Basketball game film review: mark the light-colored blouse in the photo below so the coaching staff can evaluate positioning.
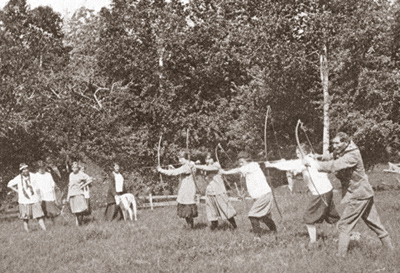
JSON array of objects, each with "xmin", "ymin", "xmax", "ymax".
[
  {"xmin": 268, "ymin": 156, "xmax": 333, "ymax": 195},
  {"xmin": 160, "ymin": 162, "xmax": 197, "ymax": 204},
  {"xmin": 8, "ymin": 173, "xmax": 40, "ymax": 204},
  {"xmin": 224, "ymin": 162, "xmax": 271, "ymax": 199},
  {"xmin": 114, "ymin": 172, "xmax": 124, "ymax": 193},
  {"xmin": 68, "ymin": 171, "xmax": 92, "ymax": 198},
  {"xmin": 35, "ymin": 172, "xmax": 57, "ymax": 201},
  {"xmin": 196, "ymin": 162, "xmax": 226, "ymax": 196}
]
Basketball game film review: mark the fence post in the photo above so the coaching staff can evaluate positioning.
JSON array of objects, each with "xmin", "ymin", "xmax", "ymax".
[{"xmin": 149, "ymin": 194, "xmax": 153, "ymax": 210}]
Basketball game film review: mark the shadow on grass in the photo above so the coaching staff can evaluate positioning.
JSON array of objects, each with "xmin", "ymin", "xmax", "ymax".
[
  {"xmin": 82, "ymin": 216, "xmax": 98, "ymax": 225},
  {"xmin": 215, "ymin": 222, "xmax": 236, "ymax": 231},
  {"xmin": 293, "ymin": 231, "xmax": 310, "ymax": 238},
  {"xmin": 293, "ymin": 231, "xmax": 329, "ymax": 241},
  {"xmin": 348, "ymin": 240, "xmax": 361, "ymax": 252},
  {"xmin": 53, "ymin": 213, "xmax": 101, "ymax": 227},
  {"xmin": 193, "ymin": 222, "xmax": 208, "ymax": 230}
]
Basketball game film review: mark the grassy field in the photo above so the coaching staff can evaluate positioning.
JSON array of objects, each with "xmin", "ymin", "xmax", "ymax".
[{"xmin": 1, "ymin": 166, "xmax": 400, "ymax": 273}]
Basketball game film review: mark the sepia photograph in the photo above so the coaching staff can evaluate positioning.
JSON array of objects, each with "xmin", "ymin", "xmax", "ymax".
[{"xmin": 0, "ymin": 0, "xmax": 399, "ymax": 272}]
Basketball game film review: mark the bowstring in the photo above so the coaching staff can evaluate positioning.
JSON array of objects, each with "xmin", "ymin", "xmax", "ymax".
[
  {"xmin": 300, "ymin": 123, "xmax": 316, "ymax": 154},
  {"xmin": 296, "ymin": 120, "xmax": 328, "ymax": 206},
  {"xmin": 270, "ymin": 116, "xmax": 283, "ymax": 159},
  {"xmin": 218, "ymin": 144, "xmax": 242, "ymax": 197}
]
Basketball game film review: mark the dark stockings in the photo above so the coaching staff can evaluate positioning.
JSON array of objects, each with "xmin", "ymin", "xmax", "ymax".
[
  {"xmin": 76, "ymin": 214, "xmax": 84, "ymax": 226},
  {"xmin": 185, "ymin": 217, "xmax": 194, "ymax": 228},
  {"xmin": 210, "ymin": 221, "xmax": 218, "ymax": 230},
  {"xmin": 228, "ymin": 217, "xmax": 237, "ymax": 229},
  {"xmin": 249, "ymin": 215, "xmax": 277, "ymax": 237},
  {"xmin": 249, "ymin": 217, "xmax": 262, "ymax": 237},
  {"xmin": 210, "ymin": 218, "xmax": 236, "ymax": 230},
  {"xmin": 261, "ymin": 215, "xmax": 277, "ymax": 231}
]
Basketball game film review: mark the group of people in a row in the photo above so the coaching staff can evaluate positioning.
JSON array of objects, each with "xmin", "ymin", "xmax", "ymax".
[
  {"xmin": 6, "ymin": 131, "xmax": 395, "ymax": 257},
  {"xmin": 157, "ymin": 132, "xmax": 394, "ymax": 257},
  {"xmin": 7, "ymin": 159, "xmax": 94, "ymax": 231}
]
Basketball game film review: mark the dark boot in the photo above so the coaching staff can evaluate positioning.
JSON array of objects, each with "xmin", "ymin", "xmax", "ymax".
[
  {"xmin": 185, "ymin": 217, "xmax": 194, "ymax": 229},
  {"xmin": 249, "ymin": 217, "xmax": 262, "ymax": 237},
  {"xmin": 228, "ymin": 217, "xmax": 237, "ymax": 229},
  {"xmin": 210, "ymin": 221, "xmax": 218, "ymax": 230},
  {"xmin": 76, "ymin": 214, "xmax": 83, "ymax": 226},
  {"xmin": 261, "ymin": 215, "xmax": 277, "ymax": 231}
]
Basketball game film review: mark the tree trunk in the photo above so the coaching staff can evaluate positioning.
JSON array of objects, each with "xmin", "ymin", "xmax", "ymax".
[{"xmin": 320, "ymin": 44, "xmax": 329, "ymax": 155}]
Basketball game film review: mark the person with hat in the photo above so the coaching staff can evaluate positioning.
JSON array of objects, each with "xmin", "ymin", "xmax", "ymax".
[
  {"xmin": 220, "ymin": 151, "xmax": 277, "ymax": 240},
  {"xmin": 67, "ymin": 162, "xmax": 92, "ymax": 226},
  {"xmin": 7, "ymin": 163, "xmax": 46, "ymax": 232},
  {"xmin": 35, "ymin": 160, "xmax": 60, "ymax": 224}
]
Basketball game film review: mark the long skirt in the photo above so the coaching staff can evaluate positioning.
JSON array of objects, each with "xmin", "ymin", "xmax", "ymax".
[
  {"xmin": 177, "ymin": 203, "xmax": 198, "ymax": 218},
  {"xmin": 206, "ymin": 193, "xmax": 236, "ymax": 221},
  {"xmin": 104, "ymin": 203, "xmax": 123, "ymax": 221},
  {"xmin": 19, "ymin": 202, "xmax": 44, "ymax": 220},
  {"xmin": 41, "ymin": 201, "xmax": 60, "ymax": 218},
  {"xmin": 82, "ymin": 198, "xmax": 92, "ymax": 216},
  {"xmin": 69, "ymin": 195, "xmax": 88, "ymax": 214},
  {"xmin": 248, "ymin": 193, "xmax": 273, "ymax": 218}
]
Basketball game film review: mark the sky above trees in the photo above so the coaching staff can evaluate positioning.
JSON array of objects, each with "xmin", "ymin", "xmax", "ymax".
[{"xmin": 0, "ymin": 0, "xmax": 111, "ymax": 16}]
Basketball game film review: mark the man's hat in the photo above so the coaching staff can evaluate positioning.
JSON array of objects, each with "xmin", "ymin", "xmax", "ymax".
[{"xmin": 19, "ymin": 163, "xmax": 28, "ymax": 171}]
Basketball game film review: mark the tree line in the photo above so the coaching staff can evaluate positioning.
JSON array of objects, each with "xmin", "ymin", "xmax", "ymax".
[{"xmin": 1, "ymin": 0, "xmax": 400, "ymax": 195}]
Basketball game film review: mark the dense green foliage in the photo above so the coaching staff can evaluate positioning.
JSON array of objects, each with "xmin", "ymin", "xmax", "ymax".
[{"xmin": 1, "ymin": 0, "xmax": 400, "ymax": 194}]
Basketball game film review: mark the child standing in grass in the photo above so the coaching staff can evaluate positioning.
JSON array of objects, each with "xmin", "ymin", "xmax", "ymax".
[
  {"xmin": 265, "ymin": 143, "xmax": 340, "ymax": 246},
  {"xmin": 195, "ymin": 152, "xmax": 237, "ymax": 230},
  {"xmin": 157, "ymin": 151, "xmax": 198, "ymax": 229},
  {"xmin": 220, "ymin": 152, "xmax": 276, "ymax": 239},
  {"xmin": 36, "ymin": 160, "xmax": 60, "ymax": 224},
  {"xmin": 68, "ymin": 162, "xmax": 92, "ymax": 226},
  {"xmin": 7, "ymin": 163, "xmax": 46, "ymax": 232}
]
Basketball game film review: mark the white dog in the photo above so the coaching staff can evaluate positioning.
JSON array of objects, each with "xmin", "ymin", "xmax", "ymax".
[{"xmin": 115, "ymin": 193, "xmax": 137, "ymax": 221}]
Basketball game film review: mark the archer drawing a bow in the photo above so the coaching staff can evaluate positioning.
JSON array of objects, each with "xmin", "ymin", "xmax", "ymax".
[{"xmin": 295, "ymin": 119, "xmax": 328, "ymax": 206}]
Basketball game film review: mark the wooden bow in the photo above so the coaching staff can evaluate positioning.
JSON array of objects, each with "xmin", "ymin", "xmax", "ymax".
[{"xmin": 295, "ymin": 119, "xmax": 327, "ymax": 206}]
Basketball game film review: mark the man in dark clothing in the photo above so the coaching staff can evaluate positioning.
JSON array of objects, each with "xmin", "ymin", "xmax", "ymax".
[
  {"xmin": 104, "ymin": 163, "xmax": 125, "ymax": 221},
  {"xmin": 311, "ymin": 132, "xmax": 394, "ymax": 257}
]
